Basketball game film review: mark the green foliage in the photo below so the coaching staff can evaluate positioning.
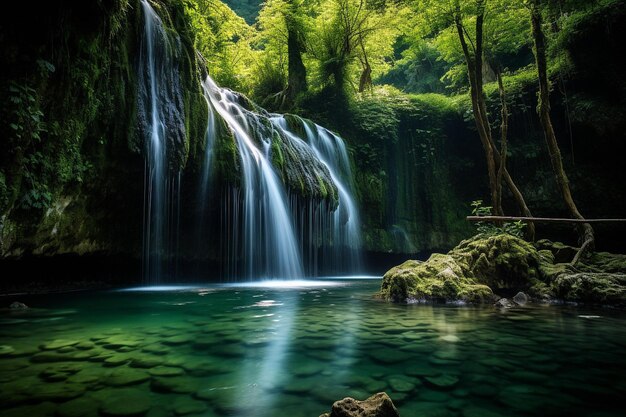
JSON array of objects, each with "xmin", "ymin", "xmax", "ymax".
[
  {"xmin": 377, "ymin": 38, "xmax": 448, "ymax": 93},
  {"xmin": 470, "ymin": 200, "xmax": 526, "ymax": 238},
  {"xmin": 183, "ymin": 0, "xmax": 256, "ymax": 93},
  {"xmin": 0, "ymin": 171, "xmax": 8, "ymax": 212},
  {"xmin": 7, "ymin": 81, "xmax": 47, "ymax": 142},
  {"xmin": 351, "ymin": 96, "xmax": 400, "ymax": 145}
]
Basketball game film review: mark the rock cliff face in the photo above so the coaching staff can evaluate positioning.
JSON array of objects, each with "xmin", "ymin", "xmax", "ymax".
[{"xmin": 0, "ymin": 0, "xmax": 340, "ymax": 276}]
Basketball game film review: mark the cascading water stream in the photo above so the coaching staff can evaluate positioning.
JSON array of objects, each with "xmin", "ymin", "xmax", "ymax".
[
  {"xmin": 202, "ymin": 77, "xmax": 304, "ymax": 279},
  {"xmin": 200, "ymin": 75, "xmax": 362, "ymax": 278},
  {"xmin": 138, "ymin": 0, "xmax": 185, "ymax": 283},
  {"xmin": 140, "ymin": 1, "xmax": 361, "ymax": 281},
  {"xmin": 272, "ymin": 117, "xmax": 362, "ymax": 273}
]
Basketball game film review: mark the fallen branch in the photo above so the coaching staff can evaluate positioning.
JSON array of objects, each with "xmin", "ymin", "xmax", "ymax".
[{"xmin": 467, "ymin": 216, "xmax": 626, "ymax": 224}]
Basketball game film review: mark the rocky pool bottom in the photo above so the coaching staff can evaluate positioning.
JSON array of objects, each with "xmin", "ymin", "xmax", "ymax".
[{"xmin": 1, "ymin": 279, "xmax": 625, "ymax": 417}]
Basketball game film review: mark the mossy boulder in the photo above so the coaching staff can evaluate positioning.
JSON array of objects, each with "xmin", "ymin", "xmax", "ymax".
[
  {"xmin": 382, "ymin": 233, "xmax": 626, "ymax": 305},
  {"xmin": 381, "ymin": 255, "xmax": 493, "ymax": 303},
  {"xmin": 452, "ymin": 234, "xmax": 544, "ymax": 290},
  {"xmin": 552, "ymin": 272, "xmax": 626, "ymax": 303},
  {"xmin": 382, "ymin": 234, "xmax": 540, "ymax": 303}
]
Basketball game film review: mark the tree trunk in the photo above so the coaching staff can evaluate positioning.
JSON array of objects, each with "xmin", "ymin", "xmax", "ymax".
[
  {"xmin": 286, "ymin": 17, "xmax": 307, "ymax": 103},
  {"xmin": 454, "ymin": 10, "xmax": 501, "ymax": 217},
  {"xmin": 454, "ymin": 2, "xmax": 535, "ymax": 239},
  {"xmin": 495, "ymin": 68, "xmax": 508, "ymax": 218},
  {"xmin": 358, "ymin": 34, "xmax": 372, "ymax": 93},
  {"xmin": 529, "ymin": 0, "xmax": 593, "ymax": 263}
]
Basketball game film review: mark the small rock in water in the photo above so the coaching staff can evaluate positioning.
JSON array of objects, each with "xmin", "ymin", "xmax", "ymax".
[
  {"xmin": 40, "ymin": 339, "xmax": 80, "ymax": 351},
  {"xmin": 103, "ymin": 354, "xmax": 131, "ymax": 367},
  {"xmin": 512, "ymin": 292, "xmax": 529, "ymax": 305},
  {"xmin": 0, "ymin": 345, "xmax": 15, "ymax": 356},
  {"xmin": 104, "ymin": 368, "xmax": 150, "ymax": 386},
  {"xmin": 440, "ymin": 334, "xmax": 460, "ymax": 343},
  {"xmin": 142, "ymin": 344, "xmax": 170, "ymax": 356},
  {"xmin": 424, "ymin": 374, "xmax": 460, "ymax": 390},
  {"xmin": 319, "ymin": 392, "xmax": 400, "ymax": 417},
  {"xmin": 130, "ymin": 356, "xmax": 163, "ymax": 369},
  {"xmin": 494, "ymin": 298, "xmax": 515, "ymax": 308},
  {"xmin": 39, "ymin": 363, "xmax": 82, "ymax": 382},
  {"xmin": 9, "ymin": 302, "xmax": 28, "ymax": 310},
  {"xmin": 75, "ymin": 341, "xmax": 95, "ymax": 350},
  {"xmin": 388, "ymin": 375, "xmax": 418, "ymax": 393}
]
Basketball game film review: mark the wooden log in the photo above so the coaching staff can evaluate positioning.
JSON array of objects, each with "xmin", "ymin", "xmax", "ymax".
[{"xmin": 466, "ymin": 216, "xmax": 626, "ymax": 224}]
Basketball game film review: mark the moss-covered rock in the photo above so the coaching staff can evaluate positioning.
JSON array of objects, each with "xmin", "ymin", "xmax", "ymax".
[
  {"xmin": 382, "ymin": 234, "xmax": 541, "ymax": 303},
  {"xmin": 552, "ymin": 272, "xmax": 626, "ymax": 304},
  {"xmin": 382, "ymin": 234, "xmax": 626, "ymax": 305},
  {"xmin": 381, "ymin": 255, "xmax": 493, "ymax": 303}
]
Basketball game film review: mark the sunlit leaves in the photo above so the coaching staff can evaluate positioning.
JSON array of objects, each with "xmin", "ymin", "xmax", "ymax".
[{"xmin": 182, "ymin": 0, "xmax": 257, "ymax": 92}]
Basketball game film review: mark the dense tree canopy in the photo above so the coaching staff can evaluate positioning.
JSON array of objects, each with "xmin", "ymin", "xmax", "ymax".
[{"xmin": 182, "ymin": 0, "xmax": 622, "ymax": 107}]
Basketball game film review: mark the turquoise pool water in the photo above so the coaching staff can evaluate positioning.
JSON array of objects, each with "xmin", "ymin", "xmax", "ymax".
[{"xmin": 1, "ymin": 278, "xmax": 625, "ymax": 417}]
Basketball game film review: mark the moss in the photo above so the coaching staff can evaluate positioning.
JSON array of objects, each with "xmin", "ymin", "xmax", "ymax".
[
  {"xmin": 552, "ymin": 273, "xmax": 626, "ymax": 304},
  {"xmin": 270, "ymin": 131, "xmax": 285, "ymax": 173},
  {"xmin": 383, "ymin": 233, "xmax": 626, "ymax": 305},
  {"xmin": 452, "ymin": 234, "xmax": 543, "ymax": 290},
  {"xmin": 212, "ymin": 121, "xmax": 240, "ymax": 187},
  {"xmin": 381, "ymin": 254, "xmax": 493, "ymax": 303},
  {"xmin": 282, "ymin": 114, "xmax": 307, "ymax": 139}
]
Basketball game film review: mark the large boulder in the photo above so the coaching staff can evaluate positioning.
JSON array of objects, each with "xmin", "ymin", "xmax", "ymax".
[
  {"xmin": 319, "ymin": 393, "xmax": 400, "ymax": 417},
  {"xmin": 552, "ymin": 272, "xmax": 626, "ymax": 303},
  {"xmin": 381, "ymin": 255, "xmax": 493, "ymax": 303},
  {"xmin": 381, "ymin": 234, "xmax": 542, "ymax": 302},
  {"xmin": 382, "ymin": 234, "xmax": 626, "ymax": 304}
]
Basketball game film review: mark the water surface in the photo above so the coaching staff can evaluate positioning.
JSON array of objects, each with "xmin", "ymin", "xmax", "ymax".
[{"xmin": 1, "ymin": 278, "xmax": 625, "ymax": 417}]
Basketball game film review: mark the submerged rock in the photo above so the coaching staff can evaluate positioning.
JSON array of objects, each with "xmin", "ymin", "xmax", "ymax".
[
  {"xmin": 424, "ymin": 374, "xmax": 460, "ymax": 390},
  {"xmin": 0, "ymin": 345, "xmax": 15, "ymax": 356},
  {"xmin": 382, "ymin": 233, "xmax": 626, "ymax": 304},
  {"xmin": 319, "ymin": 392, "xmax": 400, "ymax": 417},
  {"xmin": 494, "ymin": 298, "xmax": 515, "ymax": 308},
  {"xmin": 512, "ymin": 292, "xmax": 529, "ymax": 305},
  {"xmin": 104, "ymin": 368, "xmax": 150, "ymax": 386},
  {"xmin": 40, "ymin": 339, "xmax": 80, "ymax": 351}
]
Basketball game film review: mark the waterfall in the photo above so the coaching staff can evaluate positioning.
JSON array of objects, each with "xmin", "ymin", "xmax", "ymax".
[
  {"xmin": 200, "ymin": 76, "xmax": 362, "ymax": 279},
  {"xmin": 138, "ymin": 0, "xmax": 185, "ymax": 283},
  {"xmin": 139, "ymin": 1, "xmax": 362, "ymax": 281},
  {"xmin": 202, "ymin": 77, "xmax": 304, "ymax": 279},
  {"xmin": 272, "ymin": 116, "xmax": 362, "ymax": 273}
]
